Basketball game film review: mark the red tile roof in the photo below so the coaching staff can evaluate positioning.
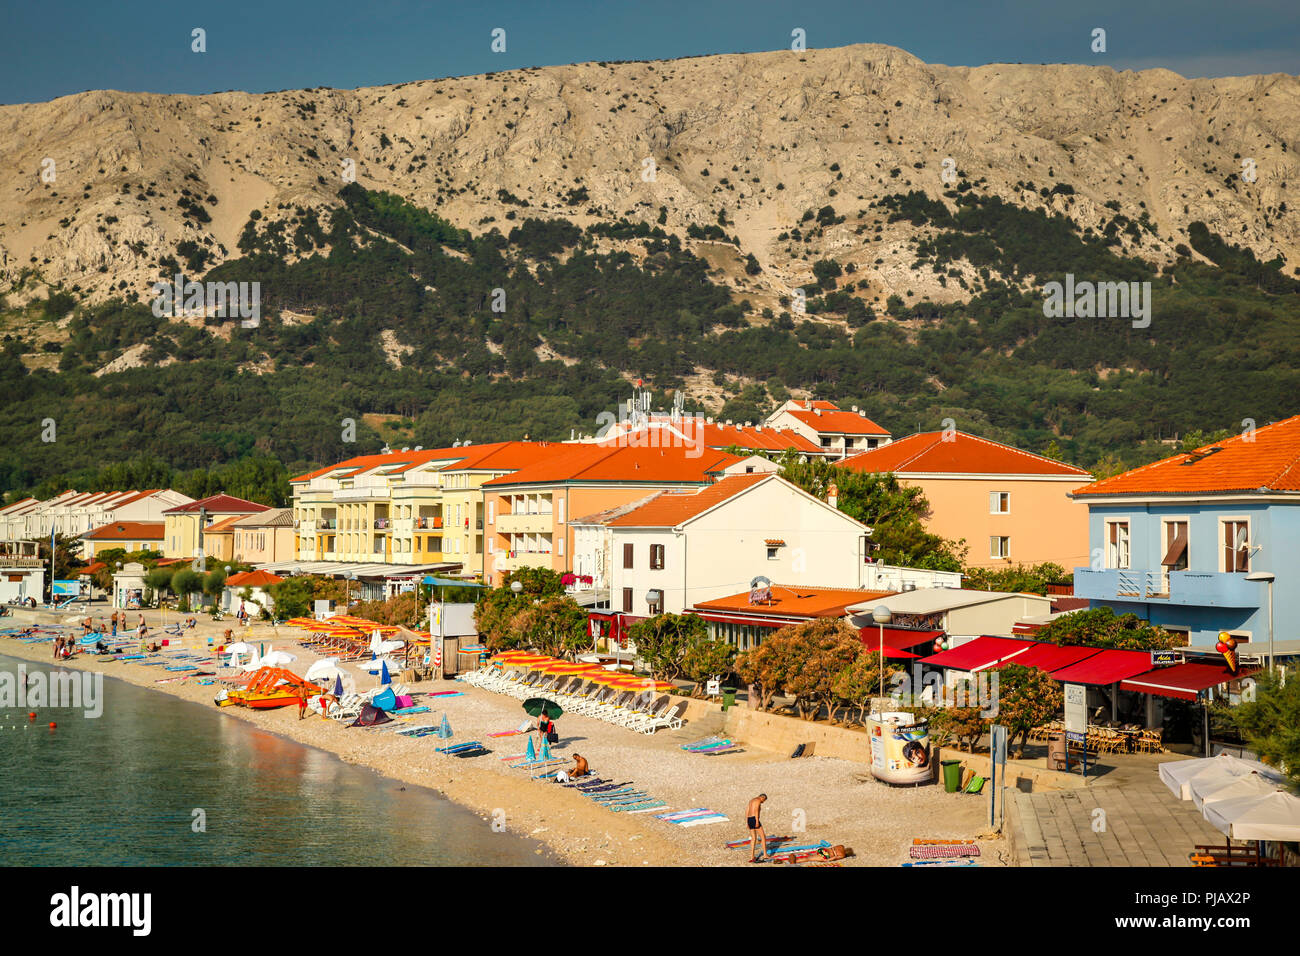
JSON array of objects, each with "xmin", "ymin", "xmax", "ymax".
[
  {"xmin": 484, "ymin": 445, "xmax": 742, "ymax": 487},
  {"xmin": 838, "ymin": 431, "xmax": 1092, "ymax": 478},
  {"xmin": 82, "ymin": 521, "xmax": 165, "ymax": 541},
  {"xmin": 601, "ymin": 418, "xmax": 823, "ymax": 455},
  {"xmin": 290, "ymin": 446, "xmax": 467, "ymax": 482},
  {"xmin": 1073, "ymin": 415, "xmax": 1300, "ymax": 497},
  {"xmin": 784, "ymin": 401, "xmax": 889, "ymax": 436},
  {"xmin": 693, "ymin": 586, "xmax": 897, "ymax": 620},
  {"xmin": 162, "ymin": 494, "xmax": 271, "ymax": 515},
  {"xmin": 202, "ymin": 514, "xmax": 246, "ymax": 533},
  {"xmin": 604, "ymin": 474, "xmax": 772, "ymax": 527}
]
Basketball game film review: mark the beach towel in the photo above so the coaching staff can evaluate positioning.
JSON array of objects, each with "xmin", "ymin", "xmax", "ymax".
[{"xmin": 908, "ymin": 844, "xmax": 980, "ymax": 859}]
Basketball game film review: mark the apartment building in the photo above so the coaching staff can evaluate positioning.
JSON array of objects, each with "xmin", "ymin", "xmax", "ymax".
[
  {"xmin": 482, "ymin": 444, "xmax": 775, "ymax": 584},
  {"xmin": 79, "ymin": 521, "xmax": 165, "ymax": 556},
  {"xmin": 837, "ymin": 430, "xmax": 1093, "ymax": 569},
  {"xmin": 1, "ymin": 489, "xmax": 193, "ymax": 551},
  {"xmin": 290, "ymin": 442, "xmax": 569, "ymax": 573},
  {"xmin": 1072, "ymin": 416, "xmax": 1300, "ymax": 652},
  {"xmin": 162, "ymin": 494, "xmax": 270, "ymax": 561},
  {"xmin": 764, "ymin": 399, "xmax": 892, "ymax": 459}
]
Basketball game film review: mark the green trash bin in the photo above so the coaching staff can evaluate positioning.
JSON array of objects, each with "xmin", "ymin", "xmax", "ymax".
[
  {"xmin": 722, "ymin": 687, "xmax": 737, "ymax": 710},
  {"xmin": 941, "ymin": 759, "xmax": 963, "ymax": 793}
]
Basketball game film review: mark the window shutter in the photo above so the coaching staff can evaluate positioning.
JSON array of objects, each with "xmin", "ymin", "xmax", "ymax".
[
  {"xmin": 623, "ymin": 543, "xmax": 634, "ymax": 569},
  {"xmin": 622, "ymin": 588, "xmax": 633, "ymax": 613}
]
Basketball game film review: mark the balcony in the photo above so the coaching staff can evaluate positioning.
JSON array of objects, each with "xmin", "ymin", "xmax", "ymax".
[
  {"xmin": 316, "ymin": 519, "xmax": 337, "ymax": 529},
  {"xmin": 334, "ymin": 486, "xmax": 388, "ymax": 502},
  {"xmin": 497, "ymin": 512, "xmax": 553, "ymax": 534},
  {"xmin": 1074, "ymin": 568, "xmax": 1264, "ymax": 608},
  {"xmin": 496, "ymin": 550, "xmax": 553, "ymax": 572},
  {"xmin": 374, "ymin": 518, "xmax": 391, "ymax": 531},
  {"xmin": 415, "ymin": 516, "xmax": 443, "ymax": 530}
]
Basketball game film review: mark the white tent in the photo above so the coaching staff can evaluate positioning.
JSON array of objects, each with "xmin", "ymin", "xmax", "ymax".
[
  {"xmin": 305, "ymin": 658, "xmax": 342, "ymax": 682},
  {"xmin": 1203, "ymin": 791, "xmax": 1300, "ymax": 841},
  {"xmin": 1159, "ymin": 754, "xmax": 1282, "ymax": 800},
  {"xmin": 1191, "ymin": 771, "xmax": 1280, "ymax": 811},
  {"xmin": 261, "ymin": 648, "xmax": 296, "ymax": 666}
]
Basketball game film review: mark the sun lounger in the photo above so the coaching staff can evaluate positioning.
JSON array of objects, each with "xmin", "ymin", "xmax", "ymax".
[
  {"xmin": 642, "ymin": 700, "xmax": 688, "ymax": 734},
  {"xmin": 909, "ymin": 844, "xmax": 980, "ymax": 859}
]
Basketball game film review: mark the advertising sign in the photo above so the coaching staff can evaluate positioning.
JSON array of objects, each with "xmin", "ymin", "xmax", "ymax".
[
  {"xmin": 52, "ymin": 579, "xmax": 79, "ymax": 597},
  {"xmin": 1064, "ymin": 683, "xmax": 1087, "ymax": 743},
  {"xmin": 1150, "ymin": 650, "xmax": 1180, "ymax": 666},
  {"xmin": 867, "ymin": 712, "xmax": 932, "ymax": 784}
]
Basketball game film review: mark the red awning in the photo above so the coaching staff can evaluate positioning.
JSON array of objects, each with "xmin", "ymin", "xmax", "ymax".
[
  {"xmin": 1048, "ymin": 649, "xmax": 1156, "ymax": 685},
  {"xmin": 883, "ymin": 647, "xmax": 921, "ymax": 660},
  {"xmin": 857, "ymin": 627, "xmax": 944, "ymax": 650},
  {"xmin": 994, "ymin": 643, "xmax": 1102, "ymax": 673},
  {"xmin": 917, "ymin": 636, "xmax": 1036, "ymax": 671},
  {"xmin": 1120, "ymin": 662, "xmax": 1262, "ymax": 701}
]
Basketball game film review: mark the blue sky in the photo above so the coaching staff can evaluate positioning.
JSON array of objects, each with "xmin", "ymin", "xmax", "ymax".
[{"xmin": 1, "ymin": 0, "xmax": 1297, "ymax": 105}]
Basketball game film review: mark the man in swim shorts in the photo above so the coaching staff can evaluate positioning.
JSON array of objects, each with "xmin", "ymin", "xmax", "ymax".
[{"xmin": 746, "ymin": 793, "xmax": 768, "ymax": 863}]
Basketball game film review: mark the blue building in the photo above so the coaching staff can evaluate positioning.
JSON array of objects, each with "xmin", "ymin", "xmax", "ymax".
[{"xmin": 1071, "ymin": 417, "xmax": 1300, "ymax": 660}]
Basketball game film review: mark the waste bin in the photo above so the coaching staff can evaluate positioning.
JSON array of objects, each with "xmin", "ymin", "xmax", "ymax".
[
  {"xmin": 941, "ymin": 759, "xmax": 963, "ymax": 793},
  {"xmin": 722, "ymin": 687, "xmax": 737, "ymax": 710}
]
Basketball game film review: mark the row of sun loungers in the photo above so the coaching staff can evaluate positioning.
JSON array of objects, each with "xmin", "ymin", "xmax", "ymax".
[{"xmin": 461, "ymin": 666, "xmax": 688, "ymax": 734}]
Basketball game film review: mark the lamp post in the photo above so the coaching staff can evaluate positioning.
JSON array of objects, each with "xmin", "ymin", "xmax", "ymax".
[
  {"xmin": 1245, "ymin": 571, "xmax": 1276, "ymax": 671},
  {"xmin": 872, "ymin": 605, "xmax": 892, "ymax": 705},
  {"xmin": 510, "ymin": 579, "xmax": 524, "ymax": 596}
]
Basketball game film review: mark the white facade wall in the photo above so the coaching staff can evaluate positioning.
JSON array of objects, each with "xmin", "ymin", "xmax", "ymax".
[{"xmin": 608, "ymin": 477, "xmax": 869, "ymax": 617}]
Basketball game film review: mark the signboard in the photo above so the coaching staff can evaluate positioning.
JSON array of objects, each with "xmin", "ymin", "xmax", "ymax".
[
  {"xmin": 706, "ymin": 679, "xmax": 721, "ymax": 697},
  {"xmin": 313, "ymin": 599, "xmax": 330, "ymax": 620},
  {"xmin": 867, "ymin": 713, "xmax": 932, "ymax": 784},
  {"xmin": 52, "ymin": 579, "xmax": 79, "ymax": 597},
  {"xmin": 1150, "ymin": 650, "xmax": 1181, "ymax": 666},
  {"xmin": 1064, "ymin": 683, "xmax": 1087, "ymax": 741}
]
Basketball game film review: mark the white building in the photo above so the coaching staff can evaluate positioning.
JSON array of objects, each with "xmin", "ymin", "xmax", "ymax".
[
  {"xmin": 764, "ymin": 399, "xmax": 891, "ymax": 459},
  {"xmin": 570, "ymin": 472, "xmax": 872, "ymax": 619},
  {"xmin": 0, "ymin": 541, "xmax": 45, "ymax": 603},
  {"xmin": 0, "ymin": 489, "xmax": 194, "ymax": 552}
]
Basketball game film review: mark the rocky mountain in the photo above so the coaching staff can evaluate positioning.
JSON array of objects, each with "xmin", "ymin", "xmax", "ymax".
[{"xmin": 3, "ymin": 42, "xmax": 1297, "ymax": 309}]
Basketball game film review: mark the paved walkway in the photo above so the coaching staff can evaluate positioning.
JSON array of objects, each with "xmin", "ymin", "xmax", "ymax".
[{"xmin": 1007, "ymin": 781, "xmax": 1227, "ymax": 866}]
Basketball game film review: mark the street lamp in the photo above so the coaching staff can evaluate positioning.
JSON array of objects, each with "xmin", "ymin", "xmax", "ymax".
[
  {"xmin": 510, "ymin": 579, "xmax": 524, "ymax": 595},
  {"xmin": 872, "ymin": 605, "xmax": 892, "ymax": 704},
  {"xmin": 1245, "ymin": 571, "xmax": 1276, "ymax": 671}
]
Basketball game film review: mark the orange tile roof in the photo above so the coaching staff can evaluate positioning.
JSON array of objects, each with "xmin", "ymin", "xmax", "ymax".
[
  {"xmin": 202, "ymin": 515, "xmax": 246, "ymax": 534},
  {"xmin": 1074, "ymin": 415, "xmax": 1300, "ymax": 497},
  {"xmin": 693, "ymin": 586, "xmax": 898, "ymax": 619},
  {"xmin": 439, "ymin": 441, "xmax": 571, "ymax": 472},
  {"xmin": 484, "ymin": 445, "xmax": 742, "ymax": 487},
  {"xmin": 290, "ymin": 446, "xmax": 468, "ymax": 482},
  {"xmin": 784, "ymin": 401, "xmax": 889, "ymax": 436},
  {"xmin": 82, "ymin": 521, "xmax": 165, "ymax": 541},
  {"xmin": 226, "ymin": 569, "xmax": 284, "ymax": 587},
  {"xmin": 605, "ymin": 474, "xmax": 772, "ymax": 527},
  {"xmin": 838, "ymin": 431, "xmax": 1091, "ymax": 478},
  {"xmin": 602, "ymin": 418, "xmax": 823, "ymax": 455}
]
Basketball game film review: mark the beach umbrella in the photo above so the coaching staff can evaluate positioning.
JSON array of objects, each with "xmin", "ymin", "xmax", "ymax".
[
  {"xmin": 262, "ymin": 648, "xmax": 297, "ymax": 666},
  {"xmin": 1203, "ymin": 790, "xmax": 1300, "ymax": 841},
  {"xmin": 1192, "ymin": 771, "xmax": 1280, "ymax": 811},
  {"xmin": 1158, "ymin": 753, "xmax": 1282, "ymax": 800},
  {"xmin": 306, "ymin": 658, "xmax": 342, "ymax": 682},
  {"xmin": 380, "ymin": 659, "xmax": 391, "ymax": 686},
  {"xmin": 522, "ymin": 697, "xmax": 563, "ymax": 719},
  {"xmin": 332, "ymin": 675, "xmax": 344, "ymax": 697}
]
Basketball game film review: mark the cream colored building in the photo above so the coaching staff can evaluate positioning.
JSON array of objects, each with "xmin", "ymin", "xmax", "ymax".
[{"xmin": 162, "ymin": 494, "xmax": 270, "ymax": 561}]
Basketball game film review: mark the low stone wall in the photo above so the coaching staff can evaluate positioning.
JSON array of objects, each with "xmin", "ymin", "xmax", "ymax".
[{"xmin": 675, "ymin": 695, "xmax": 1084, "ymax": 792}]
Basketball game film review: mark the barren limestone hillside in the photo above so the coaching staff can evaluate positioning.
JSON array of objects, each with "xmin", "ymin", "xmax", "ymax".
[{"xmin": 2, "ymin": 43, "xmax": 1298, "ymax": 306}]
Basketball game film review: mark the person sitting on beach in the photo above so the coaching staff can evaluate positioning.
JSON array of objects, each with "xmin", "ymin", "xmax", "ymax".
[
  {"xmin": 185, "ymin": 616, "xmax": 197, "ymax": 629},
  {"xmin": 95, "ymin": 639, "xmax": 108, "ymax": 655},
  {"xmin": 569, "ymin": 753, "xmax": 589, "ymax": 779},
  {"xmin": 53, "ymin": 636, "xmax": 63, "ymax": 659}
]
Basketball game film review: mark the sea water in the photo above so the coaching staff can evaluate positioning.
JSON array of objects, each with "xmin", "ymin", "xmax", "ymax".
[{"xmin": 0, "ymin": 654, "xmax": 556, "ymax": 866}]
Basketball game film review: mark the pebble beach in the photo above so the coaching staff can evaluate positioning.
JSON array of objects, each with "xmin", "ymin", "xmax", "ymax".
[{"xmin": 3, "ymin": 608, "xmax": 1004, "ymax": 867}]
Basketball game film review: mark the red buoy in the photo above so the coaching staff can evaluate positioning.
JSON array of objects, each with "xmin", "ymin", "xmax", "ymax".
[
  {"xmin": 48, "ymin": 722, "xmax": 56, "ymax": 729},
  {"xmin": 28, "ymin": 712, "xmax": 36, "ymax": 720}
]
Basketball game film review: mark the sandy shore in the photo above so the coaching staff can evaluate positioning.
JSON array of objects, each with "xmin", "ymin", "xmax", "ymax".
[{"xmin": 3, "ymin": 607, "xmax": 1004, "ymax": 867}]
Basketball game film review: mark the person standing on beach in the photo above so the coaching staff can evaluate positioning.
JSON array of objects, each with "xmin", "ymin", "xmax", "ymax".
[
  {"xmin": 297, "ymin": 685, "xmax": 309, "ymax": 720},
  {"xmin": 110, "ymin": 612, "xmax": 118, "ymax": 638},
  {"xmin": 746, "ymin": 794, "xmax": 769, "ymax": 863},
  {"xmin": 534, "ymin": 708, "xmax": 555, "ymax": 756}
]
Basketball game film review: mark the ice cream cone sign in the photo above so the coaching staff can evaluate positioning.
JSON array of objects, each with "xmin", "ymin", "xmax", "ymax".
[{"xmin": 1215, "ymin": 631, "xmax": 1239, "ymax": 676}]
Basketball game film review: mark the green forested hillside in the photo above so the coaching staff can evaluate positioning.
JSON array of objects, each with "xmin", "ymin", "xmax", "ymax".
[{"xmin": 2, "ymin": 184, "xmax": 1297, "ymax": 500}]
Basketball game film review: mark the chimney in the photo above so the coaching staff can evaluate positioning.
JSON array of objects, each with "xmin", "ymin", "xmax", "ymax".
[
  {"xmin": 813, "ymin": 407, "xmax": 821, "ymax": 416},
  {"xmin": 827, "ymin": 482, "xmax": 838, "ymax": 510}
]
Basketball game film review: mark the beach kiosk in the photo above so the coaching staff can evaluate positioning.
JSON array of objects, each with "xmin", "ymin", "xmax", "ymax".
[{"xmin": 112, "ymin": 562, "xmax": 147, "ymax": 610}]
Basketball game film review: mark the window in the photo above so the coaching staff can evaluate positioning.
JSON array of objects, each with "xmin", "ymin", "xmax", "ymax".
[
  {"xmin": 649, "ymin": 544, "xmax": 665, "ymax": 570},
  {"xmin": 1106, "ymin": 520, "xmax": 1131, "ymax": 569},
  {"xmin": 1222, "ymin": 519, "xmax": 1249, "ymax": 573},
  {"xmin": 989, "ymin": 491, "xmax": 1010, "ymax": 514},
  {"xmin": 622, "ymin": 588, "xmax": 633, "ymax": 613},
  {"xmin": 990, "ymin": 536, "xmax": 1010, "ymax": 559},
  {"xmin": 623, "ymin": 543, "xmax": 634, "ymax": 569},
  {"xmin": 820, "ymin": 437, "xmax": 832, "ymax": 447},
  {"xmin": 557, "ymin": 499, "xmax": 565, "ymax": 524},
  {"xmin": 487, "ymin": 501, "xmax": 494, "ymax": 524},
  {"xmin": 558, "ymin": 537, "xmax": 564, "ymax": 557},
  {"xmin": 767, "ymin": 547, "xmax": 778, "ymax": 560}
]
